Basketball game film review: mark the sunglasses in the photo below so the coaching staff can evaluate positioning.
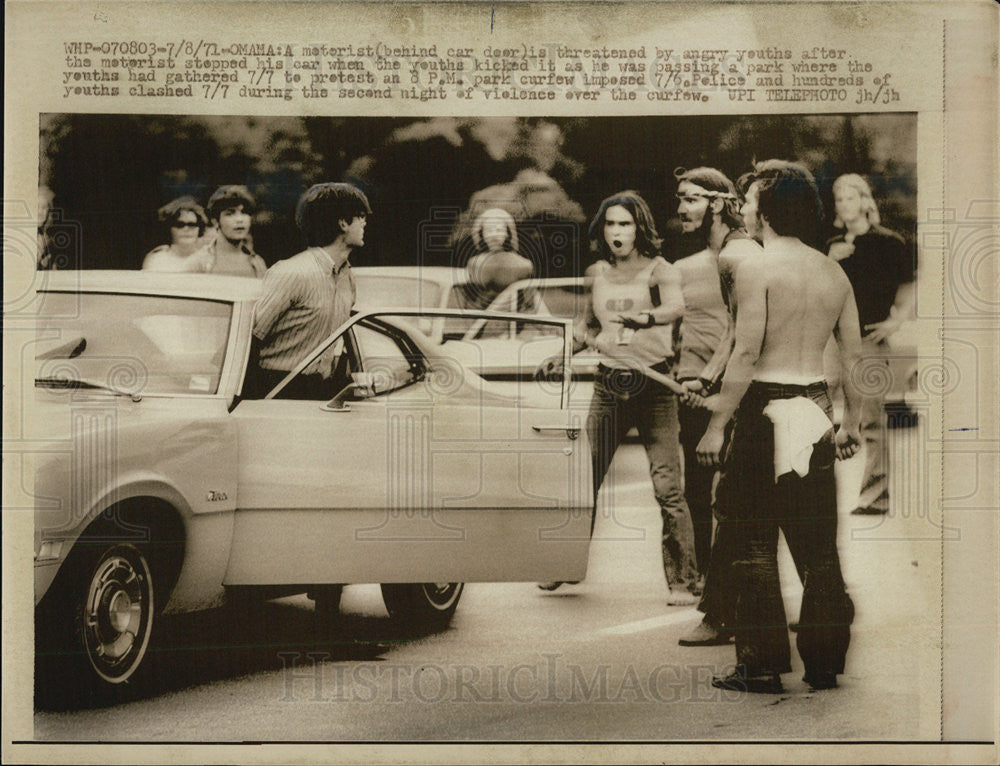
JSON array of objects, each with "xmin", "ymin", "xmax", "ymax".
[{"xmin": 172, "ymin": 222, "xmax": 201, "ymax": 229}]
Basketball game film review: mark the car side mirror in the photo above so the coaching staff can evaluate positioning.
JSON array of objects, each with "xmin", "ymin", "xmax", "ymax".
[{"xmin": 320, "ymin": 372, "xmax": 376, "ymax": 412}]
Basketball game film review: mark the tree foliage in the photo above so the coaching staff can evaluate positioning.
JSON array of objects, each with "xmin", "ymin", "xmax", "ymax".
[{"xmin": 40, "ymin": 114, "xmax": 916, "ymax": 272}]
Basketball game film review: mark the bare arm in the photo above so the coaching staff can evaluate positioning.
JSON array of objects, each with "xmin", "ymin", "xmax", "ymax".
[
  {"xmin": 695, "ymin": 240, "xmax": 759, "ymax": 389},
  {"xmin": 865, "ymin": 280, "xmax": 915, "ymax": 343},
  {"xmin": 619, "ymin": 259, "xmax": 685, "ymax": 328},
  {"xmin": 697, "ymin": 315, "xmax": 735, "ymax": 390},
  {"xmin": 647, "ymin": 260, "xmax": 685, "ymax": 325},
  {"xmin": 572, "ymin": 262, "xmax": 605, "ymax": 353},
  {"xmin": 696, "ymin": 261, "xmax": 768, "ymax": 466},
  {"xmin": 833, "ymin": 282, "xmax": 864, "ymax": 458},
  {"xmin": 141, "ymin": 249, "xmax": 165, "ymax": 271}
]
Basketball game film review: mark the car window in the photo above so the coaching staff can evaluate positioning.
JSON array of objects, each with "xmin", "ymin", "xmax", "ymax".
[
  {"xmin": 35, "ymin": 291, "xmax": 232, "ymax": 395},
  {"xmin": 353, "ymin": 320, "xmax": 424, "ymax": 395},
  {"xmin": 271, "ymin": 317, "xmax": 424, "ymax": 401},
  {"xmin": 270, "ymin": 336, "xmax": 350, "ymax": 401}
]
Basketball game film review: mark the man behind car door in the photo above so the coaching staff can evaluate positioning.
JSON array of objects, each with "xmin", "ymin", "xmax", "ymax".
[{"xmin": 250, "ymin": 183, "xmax": 372, "ymax": 399}]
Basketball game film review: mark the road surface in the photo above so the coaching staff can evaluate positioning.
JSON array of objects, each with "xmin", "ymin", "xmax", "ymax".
[{"xmin": 35, "ymin": 422, "xmax": 940, "ymax": 741}]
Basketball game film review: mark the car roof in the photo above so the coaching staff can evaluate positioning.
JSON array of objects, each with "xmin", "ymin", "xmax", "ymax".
[
  {"xmin": 36, "ymin": 270, "xmax": 263, "ymax": 302},
  {"xmin": 351, "ymin": 265, "xmax": 465, "ymax": 287}
]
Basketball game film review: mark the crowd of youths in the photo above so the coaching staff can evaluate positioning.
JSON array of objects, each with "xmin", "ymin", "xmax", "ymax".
[
  {"xmin": 38, "ymin": 162, "xmax": 914, "ymax": 694},
  {"xmin": 550, "ymin": 162, "xmax": 912, "ymax": 693}
]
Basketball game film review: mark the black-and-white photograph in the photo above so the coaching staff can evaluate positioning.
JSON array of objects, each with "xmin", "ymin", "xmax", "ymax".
[
  {"xmin": 5, "ymin": 1, "xmax": 997, "ymax": 762},
  {"xmin": 29, "ymin": 113, "xmax": 942, "ymax": 741}
]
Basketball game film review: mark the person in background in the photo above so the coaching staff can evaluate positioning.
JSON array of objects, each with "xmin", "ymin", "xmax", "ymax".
[
  {"xmin": 142, "ymin": 196, "xmax": 211, "ymax": 272},
  {"xmin": 669, "ymin": 167, "xmax": 763, "ymax": 647},
  {"xmin": 186, "ymin": 185, "xmax": 267, "ymax": 278},
  {"xmin": 538, "ymin": 190, "xmax": 699, "ymax": 606},
  {"xmin": 827, "ymin": 173, "xmax": 915, "ymax": 515},
  {"xmin": 250, "ymin": 182, "xmax": 371, "ymax": 399},
  {"xmin": 37, "ymin": 185, "xmax": 57, "ymax": 270},
  {"xmin": 465, "ymin": 207, "xmax": 534, "ymax": 308},
  {"xmin": 697, "ymin": 160, "xmax": 860, "ymax": 694}
]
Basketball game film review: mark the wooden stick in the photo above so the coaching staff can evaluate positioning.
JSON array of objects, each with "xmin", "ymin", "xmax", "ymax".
[{"xmin": 596, "ymin": 346, "xmax": 686, "ymax": 396}]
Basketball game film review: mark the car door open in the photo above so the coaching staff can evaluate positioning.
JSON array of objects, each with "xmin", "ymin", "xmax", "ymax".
[{"xmin": 227, "ymin": 309, "xmax": 593, "ymax": 586}]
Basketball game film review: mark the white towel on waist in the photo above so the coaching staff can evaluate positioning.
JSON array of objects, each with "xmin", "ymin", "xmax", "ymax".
[{"xmin": 762, "ymin": 397, "xmax": 833, "ymax": 482}]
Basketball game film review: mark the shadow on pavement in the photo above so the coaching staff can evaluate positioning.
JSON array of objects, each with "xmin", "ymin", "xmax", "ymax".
[{"xmin": 35, "ymin": 599, "xmax": 438, "ymax": 712}]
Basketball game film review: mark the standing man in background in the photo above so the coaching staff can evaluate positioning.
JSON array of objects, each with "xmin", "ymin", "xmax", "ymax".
[{"xmin": 827, "ymin": 173, "xmax": 915, "ymax": 515}]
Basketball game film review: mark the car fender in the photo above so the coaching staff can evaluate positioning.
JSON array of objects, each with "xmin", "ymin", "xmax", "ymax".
[{"xmin": 34, "ymin": 471, "xmax": 235, "ymax": 614}]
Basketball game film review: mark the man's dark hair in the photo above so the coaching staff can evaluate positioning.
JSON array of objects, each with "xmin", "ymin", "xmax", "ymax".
[
  {"xmin": 157, "ymin": 195, "xmax": 208, "ymax": 237},
  {"xmin": 674, "ymin": 166, "xmax": 743, "ymax": 231},
  {"xmin": 738, "ymin": 160, "xmax": 823, "ymax": 244},
  {"xmin": 587, "ymin": 190, "xmax": 662, "ymax": 260},
  {"xmin": 206, "ymin": 185, "xmax": 257, "ymax": 222},
  {"xmin": 295, "ymin": 183, "xmax": 372, "ymax": 247}
]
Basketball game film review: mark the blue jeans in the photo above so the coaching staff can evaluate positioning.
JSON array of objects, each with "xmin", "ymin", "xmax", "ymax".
[{"xmin": 586, "ymin": 365, "xmax": 699, "ymax": 593}]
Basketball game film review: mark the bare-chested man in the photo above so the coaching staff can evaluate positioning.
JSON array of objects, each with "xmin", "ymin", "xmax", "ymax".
[{"xmin": 696, "ymin": 160, "xmax": 862, "ymax": 694}]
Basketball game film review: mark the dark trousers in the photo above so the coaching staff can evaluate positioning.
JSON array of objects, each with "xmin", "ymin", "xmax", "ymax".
[
  {"xmin": 857, "ymin": 338, "xmax": 891, "ymax": 512},
  {"xmin": 586, "ymin": 365, "xmax": 699, "ymax": 593},
  {"xmin": 677, "ymin": 400, "xmax": 715, "ymax": 575},
  {"xmin": 719, "ymin": 381, "xmax": 854, "ymax": 677},
  {"xmin": 247, "ymin": 367, "xmax": 330, "ymax": 401},
  {"xmin": 698, "ymin": 416, "xmax": 809, "ymax": 630}
]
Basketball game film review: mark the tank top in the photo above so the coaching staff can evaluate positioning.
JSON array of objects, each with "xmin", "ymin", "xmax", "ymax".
[{"xmin": 591, "ymin": 256, "xmax": 676, "ymax": 369}]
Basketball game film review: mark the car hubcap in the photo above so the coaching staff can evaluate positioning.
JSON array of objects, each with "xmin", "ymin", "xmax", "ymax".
[
  {"xmin": 422, "ymin": 583, "xmax": 461, "ymax": 610},
  {"xmin": 83, "ymin": 552, "xmax": 150, "ymax": 679}
]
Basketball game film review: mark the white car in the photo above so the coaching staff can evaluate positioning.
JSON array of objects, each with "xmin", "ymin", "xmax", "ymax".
[
  {"xmin": 31, "ymin": 271, "xmax": 592, "ymax": 701},
  {"xmin": 353, "ymin": 267, "xmax": 601, "ymax": 379}
]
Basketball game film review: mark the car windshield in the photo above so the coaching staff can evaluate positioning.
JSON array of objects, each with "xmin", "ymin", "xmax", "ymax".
[
  {"xmin": 353, "ymin": 275, "xmax": 444, "ymax": 310},
  {"xmin": 35, "ymin": 291, "xmax": 233, "ymax": 395}
]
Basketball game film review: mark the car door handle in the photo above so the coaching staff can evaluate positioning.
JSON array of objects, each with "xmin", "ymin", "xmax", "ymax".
[{"xmin": 532, "ymin": 425, "xmax": 581, "ymax": 440}]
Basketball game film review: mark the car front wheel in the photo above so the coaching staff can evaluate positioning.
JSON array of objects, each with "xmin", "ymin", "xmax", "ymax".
[
  {"xmin": 379, "ymin": 582, "xmax": 463, "ymax": 631},
  {"xmin": 37, "ymin": 542, "xmax": 156, "ymax": 705}
]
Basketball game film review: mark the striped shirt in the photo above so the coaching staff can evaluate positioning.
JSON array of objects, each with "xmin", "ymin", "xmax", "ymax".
[{"xmin": 253, "ymin": 247, "xmax": 356, "ymax": 376}]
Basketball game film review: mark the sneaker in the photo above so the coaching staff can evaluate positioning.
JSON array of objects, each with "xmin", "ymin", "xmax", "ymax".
[
  {"xmin": 712, "ymin": 668, "xmax": 783, "ymax": 694},
  {"xmin": 666, "ymin": 589, "xmax": 700, "ymax": 606},
  {"xmin": 678, "ymin": 619, "xmax": 734, "ymax": 646},
  {"xmin": 537, "ymin": 580, "xmax": 580, "ymax": 591}
]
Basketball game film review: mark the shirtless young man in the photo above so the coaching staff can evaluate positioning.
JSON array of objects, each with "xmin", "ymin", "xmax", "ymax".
[{"xmin": 695, "ymin": 160, "xmax": 863, "ymax": 694}]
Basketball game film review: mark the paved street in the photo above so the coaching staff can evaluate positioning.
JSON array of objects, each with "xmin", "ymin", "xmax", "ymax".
[{"xmin": 34, "ymin": 422, "xmax": 940, "ymax": 741}]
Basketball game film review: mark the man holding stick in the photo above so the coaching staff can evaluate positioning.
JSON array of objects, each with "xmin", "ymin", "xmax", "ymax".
[{"xmin": 669, "ymin": 167, "xmax": 763, "ymax": 647}]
